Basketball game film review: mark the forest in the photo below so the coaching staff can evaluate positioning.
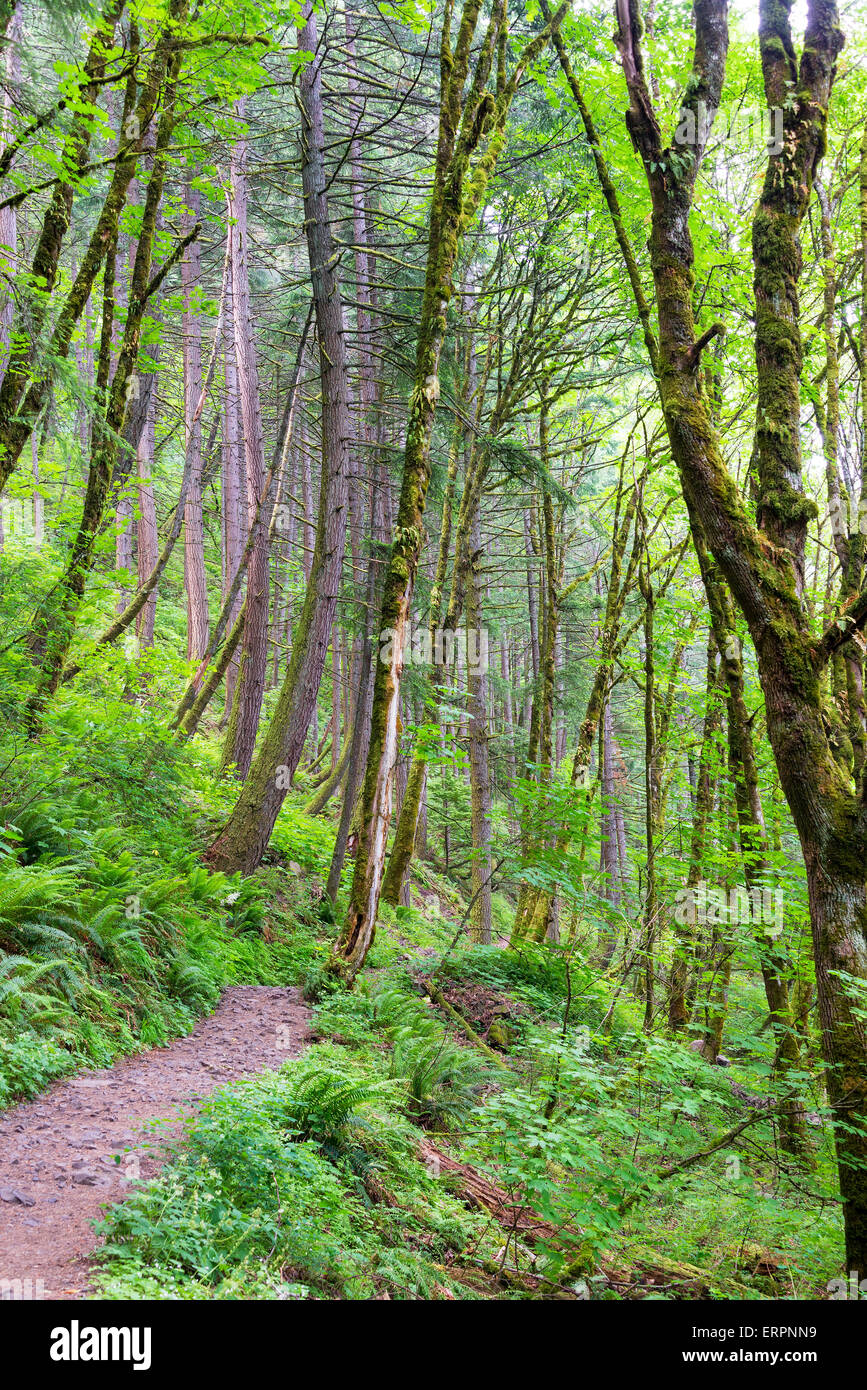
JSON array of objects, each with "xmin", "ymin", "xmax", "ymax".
[{"xmin": 0, "ymin": 0, "xmax": 866, "ymax": 1321}]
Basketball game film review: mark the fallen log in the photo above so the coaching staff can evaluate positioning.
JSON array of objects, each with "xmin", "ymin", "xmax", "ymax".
[{"xmin": 418, "ymin": 1138, "xmax": 563, "ymax": 1245}]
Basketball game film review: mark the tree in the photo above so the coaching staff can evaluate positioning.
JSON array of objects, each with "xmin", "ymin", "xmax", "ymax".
[
  {"xmin": 550, "ymin": 0, "xmax": 866, "ymax": 1266},
  {"xmin": 204, "ymin": 1, "xmax": 351, "ymax": 870}
]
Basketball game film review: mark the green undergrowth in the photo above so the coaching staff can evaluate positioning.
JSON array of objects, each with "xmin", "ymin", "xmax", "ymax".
[
  {"xmin": 94, "ymin": 936, "xmax": 845, "ymax": 1300},
  {"xmin": 94, "ymin": 1043, "xmax": 507, "ymax": 1300},
  {"xmin": 316, "ymin": 931, "xmax": 843, "ymax": 1296},
  {"xmin": 0, "ymin": 698, "xmax": 330, "ymax": 1106},
  {"xmin": 0, "ymin": 681, "xmax": 847, "ymax": 1299}
]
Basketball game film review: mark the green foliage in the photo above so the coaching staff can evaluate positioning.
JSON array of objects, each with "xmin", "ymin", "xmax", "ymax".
[
  {"xmin": 0, "ymin": 1030, "xmax": 77, "ymax": 1104},
  {"xmin": 0, "ymin": 0, "xmax": 858, "ymax": 1305},
  {"xmin": 0, "ymin": 706, "xmax": 326, "ymax": 1103},
  {"xmin": 95, "ymin": 1049, "xmax": 498, "ymax": 1300},
  {"xmin": 391, "ymin": 1028, "xmax": 491, "ymax": 1129},
  {"xmin": 317, "ymin": 981, "xmax": 492, "ymax": 1129}
]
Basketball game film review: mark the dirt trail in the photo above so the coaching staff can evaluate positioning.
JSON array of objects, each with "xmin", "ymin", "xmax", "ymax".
[{"xmin": 0, "ymin": 985, "xmax": 309, "ymax": 1300}]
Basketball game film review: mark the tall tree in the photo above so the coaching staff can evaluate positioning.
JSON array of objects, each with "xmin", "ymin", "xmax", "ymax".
[
  {"xmin": 205, "ymin": 2, "xmax": 351, "ymax": 870},
  {"xmin": 220, "ymin": 112, "xmax": 270, "ymax": 778},
  {"xmin": 332, "ymin": 0, "xmax": 564, "ymax": 982},
  {"xmin": 551, "ymin": 0, "xmax": 866, "ymax": 1263}
]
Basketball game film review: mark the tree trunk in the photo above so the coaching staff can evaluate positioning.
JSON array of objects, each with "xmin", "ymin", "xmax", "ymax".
[
  {"xmin": 668, "ymin": 631, "xmax": 722, "ymax": 1028},
  {"xmin": 182, "ymin": 178, "xmax": 209, "ymax": 663},
  {"xmin": 135, "ymin": 369, "xmax": 158, "ymax": 649},
  {"xmin": 220, "ymin": 247, "xmax": 246, "ymax": 721},
  {"xmin": 221, "ymin": 111, "xmax": 270, "ymax": 777},
  {"xmin": 467, "ymin": 495, "xmax": 492, "ymax": 943},
  {"xmin": 204, "ymin": 3, "xmax": 350, "ymax": 872},
  {"xmin": 578, "ymin": 0, "xmax": 865, "ymax": 1260},
  {"xmin": 381, "ymin": 407, "xmax": 464, "ymax": 904},
  {"xmin": 0, "ymin": 2, "xmax": 21, "ymax": 385},
  {"xmin": 24, "ymin": 33, "xmax": 187, "ymax": 727},
  {"xmin": 0, "ymin": 0, "xmax": 174, "ymax": 493}
]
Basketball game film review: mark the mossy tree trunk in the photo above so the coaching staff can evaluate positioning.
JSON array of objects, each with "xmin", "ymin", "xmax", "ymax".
[
  {"xmin": 204, "ymin": 4, "xmax": 351, "ymax": 873},
  {"xmin": 325, "ymin": 464, "xmax": 389, "ymax": 902},
  {"xmin": 25, "ymin": 22, "xmax": 189, "ymax": 728},
  {"xmin": 0, "ymin": 0, "xmax": 125, "ymax": 493},
  {"xmin": 331, "ymin": 0, "xmax": 564, "ymax": 981},
  {"xmin": 582, "ymin": 0, "xmax": 864, "ymax": 1258},
  {"xmin": 696, "ymin": 535, "xmax": 811, "ymax": 1156},
  {"xmin": 466, "ymin": 489, "xmax": 492, "ymax": 943},
  {"xmin": 668, "ymin": 630, "xmax": 724, "ymax": 1029},
  {"xmin": 380, "ymin": 395, "xmax": 466, "ymax": 906},
  {"xmin": 0, "ymin": 0, "xmax": 184, "ymax": 494}
]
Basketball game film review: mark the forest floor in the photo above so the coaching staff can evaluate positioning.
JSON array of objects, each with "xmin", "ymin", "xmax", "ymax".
[
  {"xmin": 0, "ymin": 786, "xmax": 842, "ymax": 1300},
  {"xmin": 0, "ymin": 985, "xmax": 310, "ymax": 1299}
]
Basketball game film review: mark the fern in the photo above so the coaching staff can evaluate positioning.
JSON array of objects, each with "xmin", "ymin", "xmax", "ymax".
[
  {"xmin": 285, "ymin": 1070, "xmax": 396, "ymax": 1144},
  {"xmin": 167, "ymin": 954, "xmax": 220, "ymax": 1009},
  {"xmin": 390, "ymin": 1032, "xmax": 490, "ymax": 1129},
  {"xmin": 0, "ymin": 955, "xmax": 80, "ymax": 1013},
  {"xmin": 78, "ymin": 903, "xmax": 157, "ymax": 977},
  {"xmin": 0, "ymin": 862, "xmax": 82, "ymax": 953}
]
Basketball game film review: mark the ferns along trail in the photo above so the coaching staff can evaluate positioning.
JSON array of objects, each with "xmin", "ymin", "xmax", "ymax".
[{"xmin": 0, "ymin": 0, "xmax": 866, "ymax": 1354}]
